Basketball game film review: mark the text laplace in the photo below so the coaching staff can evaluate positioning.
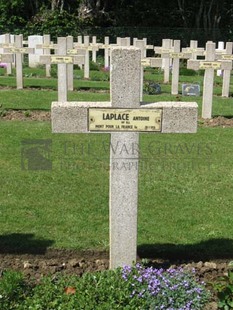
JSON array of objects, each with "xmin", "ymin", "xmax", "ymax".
[{"xmin": 103, "ymin": 113, "xmax": 129, "ymax": 120}]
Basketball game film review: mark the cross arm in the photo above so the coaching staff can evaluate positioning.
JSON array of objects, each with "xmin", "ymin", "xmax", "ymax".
[
  {"xmin": 0, "ymin": 53, "xmax": 14, "ymax": 63},
  {"xmin": 40, "ymin": 55, "xmax": 85, "ymax": 65},
  {"xmin": 51, "ymin": 101, "xmax": 198, "ymax": 134},
  {"xmin": 188, "ymin": 59, "xmax": 232, "ymax": 70},
  {"xmin": 51, "ymin": 102, "xmax": 111, "ymax": 133},
  {"xmin": 3, "ymin": 47, "xmax": 34, "ymax": 54}
]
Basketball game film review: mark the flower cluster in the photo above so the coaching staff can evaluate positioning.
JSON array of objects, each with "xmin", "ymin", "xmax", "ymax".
[
  {"xmin": 121, "ymin": 263, "xmax": 211, "ymax": 310},
  {"xmin": 0, "ymin": 63, "xmax": 7, "ymax": 68}
]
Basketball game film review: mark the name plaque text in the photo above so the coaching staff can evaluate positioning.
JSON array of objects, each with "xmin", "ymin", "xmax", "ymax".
[
  {"xmin": 199, "ymin": 61, "xmax": 221, "ymax": 69},
  {"xmin": 51, "ymin": 56, "xmax": 73, "ymax": 64},
  {"xmin": 88, "ymin": 108, "xmax": 162, "ymax": 132}
]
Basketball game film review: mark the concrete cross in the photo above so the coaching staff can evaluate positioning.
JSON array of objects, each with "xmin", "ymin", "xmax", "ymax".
[
  {"xmin": 36, "ymin": 35, "xmax": 56, "ymax": 77},
  {"xmin": 216, "ymin": 41, "xmax": 225, "ymax": 76},
  {"xmin": 51, "ymin": 47, "xmax": 198, "ymax": 269},
  {"xmin": 182, "ymin": 40, "xmax": 205, "ymax": 60},
  {"xmin": 4, "ymin": 34, "xmax": 34, "ymax": 89},
  {"xmin": 73, "ymin": 36, "xmax": 95, "ymax": 78},
  {"xmin": 0, "ymin": 52, "xmax": 14, "ymax": 71},
  {"xmin": 215, "ymin": 42, "xmax": 233, "ymax": 97},
  {"xmin": 187, "ymin": 41, "xmax": 232, "ymax": 118},
  {"xmin": 40, "ymin": 37, "xmax": 85, "ymax": 102},
  {"xmin": 0, "ymin": 33, "xmax": 14, "ymax": 75},
  {"xmin": 117, "ymin": 37, "xmax": 131, "ymax": 46},
  {"xmin": 155, "ymin": 40, "xmax": 192, "ymax": 95},
  {"xmin": 134, "ymin": 39, "xmax": 163, "ymax": 100},
  {"xmin": 154, "ymin": 39, "xmax": 173, "ymax": 83}
]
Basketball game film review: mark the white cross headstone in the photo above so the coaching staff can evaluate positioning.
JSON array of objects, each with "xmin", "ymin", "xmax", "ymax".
[
  {"xmin": 40, "ymin": 37, "xmax": 85, "ymax": 101},
  {"xmin": 187, "ymin": 41, "xmax": 232, "ymax": 118},
  {"xmin": 0, "ymin": 33, "xmax": 13, "ymax": 75},
  {"xmin": 220, "ymin": 42, "xmax": 233, "ymax": 97},
  {"xmin": 51, "ymin": 47, "xmax": 198, "ymax": 269},
  {"xmin": 182, "ymin": 40, "xmax": 205, "ymax": 60},
  {"xmin": 104, "ymin": 36, "xmax": 110, "ymax": 69},
  {"xmin": 154, "ymin": 39, "xmax": 173, "ymax": 83},
  {"xmin": 36, "ymin": 35, "xmax": 56, "ymax": 77},
  {"xmin": 117, "ymin": 37, "xmax": 131, "ymax": 47},
  {"xmin": 214, "ymin": 42, "xmax": 233, "ymax": 97},
  {"xmin": 28, "ymin": 35, "xmax": 43, "ymax": 68},
  {"xmin": 4, "ymin": 34, "xmax": 34, "ymax": 89},
  {"xmin": 216, "ymin": 41, "xmax": 225, "ymax": 76},
  {"xmin": 160, "ymin": 40, "xmax": 192, "ymax": 95},
  {"xmin": 91, "ymin": 36, "xmax": 97, "ymax": 62}
]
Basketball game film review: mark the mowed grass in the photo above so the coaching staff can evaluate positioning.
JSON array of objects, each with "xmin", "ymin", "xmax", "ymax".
[
  {"xmin": 0, "ymin": 66, "xmax": 232, "ymax": 117},
  {"xmin": 0, "ymin": 120, "xmax": 233, "ymax": 258},
  {"xmin": 0, "ymin": 65, "xmax": 233, "ymax": 258}
]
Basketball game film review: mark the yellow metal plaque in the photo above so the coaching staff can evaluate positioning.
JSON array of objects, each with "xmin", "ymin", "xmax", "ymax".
[
  {"xmin": 88, "ymin": 108, "xmax": 162, "ymax": 132},
  {"xmin": 67, "ymin": 49, "xmax": 77, "ymax": 55},
  {"xmin": 43, "ymin": 44, "xmax": 55, "ymax": 49},
  {"xmin": 186, "ymin": 48, "xmax": 197, "ymax": 52},
  {"xmin": 141, "ymin": 58, "xmax": 151, "ymax": 67},
  {"xmin": 199, "ymin": 61, "xmax": 221, "ymax": 69},
  {"xmin": 222, "ymin": 54, "xmax": 233, "ymax": 60},
  {"xmin": 10, "ymin": 48, "xmax": 28, "ymax": 53},
  {"xmin": 170, "ymin": 52, "xmax": 184, "ymax": 58},
  {"xmin": 51, "ymin": 56, "xmax": 73, "ymax": 64},
  {"xmin": 161, "ymin": 49, "xmax": 171, "ymax": 53}
]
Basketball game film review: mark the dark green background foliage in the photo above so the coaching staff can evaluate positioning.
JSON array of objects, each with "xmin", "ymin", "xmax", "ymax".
[{"xmin": 0, "ymin": 0, "xmax": 232, "ymax": 44}]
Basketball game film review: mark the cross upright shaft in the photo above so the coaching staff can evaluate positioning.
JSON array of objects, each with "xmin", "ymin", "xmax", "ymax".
[{"xmin": 109, "ymin": 47, "xmax": 141, "ymax": 269}]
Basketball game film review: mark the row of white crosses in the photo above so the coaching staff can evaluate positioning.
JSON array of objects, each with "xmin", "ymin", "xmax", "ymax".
[
  {"xmin": 40, "ymin": 37, "xmax": 85, "ymax": 102},
  {"xmin": 38, "ymin": 36, "xmax": 153, "ymax": 101},
  {"xmin": 187, "ymin": 41, "xmax": 232, "ymax": 118},
  {"xmin": 0, "ymin": 34, "xmax": 35, "ymax": 89},
  {"xmin": 38, "ymin": 36, "xmax": 232, "ymax": 120},
  {"xmin": 0, "ymin": 34, "xmax": 232, "ymax": 120}
]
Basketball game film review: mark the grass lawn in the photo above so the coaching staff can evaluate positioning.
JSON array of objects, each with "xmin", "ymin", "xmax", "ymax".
[
  {"xmin": 0, "ymin": 65, "xmax": 233, "ymax": 259},
  {"xmin": 0, "ymin": 120, "xmax": 233, "ymax": 259}
]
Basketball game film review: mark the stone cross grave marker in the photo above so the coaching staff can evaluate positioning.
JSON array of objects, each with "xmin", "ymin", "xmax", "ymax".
[
  {"xmin": 73, "ymin": 36, "xmax": 92, "ymax": 79},
  {"xmin": 182, "ymin": 40, "xmax": 205, "ymax": 60},
  {"xmin": 0, "ymin": 33, "xmax": 14, "ymax": 75},
  {"xmin": 0, "ymin": 50, "xmax": 14, "ymax": 72},
  {"xmin": 117, "ymin": 37, "xmax": 131, "ymax": 47},
  {"xmin": 51, "ymin": 47, "xmax": 198, "ymax": 269},
  {"xmin": 154, "ymin": 39, "xmax": 173, "ymax": 83},
  {"xmin": 36, "ymin": 34, "xmax": 55, "ymax": 77},
  {"xmin": 187, "ymin": 41, "xmax": 232, "ymax": 118},
  {"xmin": 28, "ymin": 35, "xmax": 43, "ymax": 68},
  {"xmin": 104, "ymin": 36, "xmax": 110, "ymax": 68},
  {"xmin": 216, "ymin": 41, "xmax": 225, "ymax": 76},
  {"xmin": 215, "ymin": 41, "xmax": 233, "ymax": 97},
  {"xmin": 4, "ymin": 34, "xmax": 34, "ymax": 89},
  {"xmin": 40, "ymin": 37, "xmax": 85, "ymax": 102},
  {"xmin": 134, "ymin": 39, "xmax": 163, "ymax": 100},
  {"xmin": 156, "ymin": 40, "xmax": 192, "ymax": 95},
  {"xmin": 66, "ymin": 36, "xmax": 87, "ymax": 91}
]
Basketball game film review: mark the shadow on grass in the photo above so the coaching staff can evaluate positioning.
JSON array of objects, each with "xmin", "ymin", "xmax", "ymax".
[
  {"xmin": 138, "ymin": 238, "xmax": 233, "ymax": 262},
  {"xmin": 212, "ymin": 114, "xmax": 233, "ymax": 119},
  {"xmin": 0, "ymin": 233, "xmax": 54, "ymax": 254}
]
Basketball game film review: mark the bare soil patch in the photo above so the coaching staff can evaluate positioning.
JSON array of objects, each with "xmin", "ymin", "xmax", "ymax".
[
  {"xmin": 0, "ymin": 248, "xmax": 231, "ymax": 308},
  {"xmin": 2, "ymin": 110, "xmax": 233, "ymax": 129}
]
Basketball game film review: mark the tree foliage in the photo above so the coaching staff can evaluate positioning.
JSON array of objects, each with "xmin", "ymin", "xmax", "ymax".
[{"xmin": 0, "ymin": 0, "xmax": 232, "ymax": 38}]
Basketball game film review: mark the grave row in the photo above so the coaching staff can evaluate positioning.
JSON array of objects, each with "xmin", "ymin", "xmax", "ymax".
[{"xmin": 0, "ymin": 34, "xmax": 232, "ymax": 119}]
